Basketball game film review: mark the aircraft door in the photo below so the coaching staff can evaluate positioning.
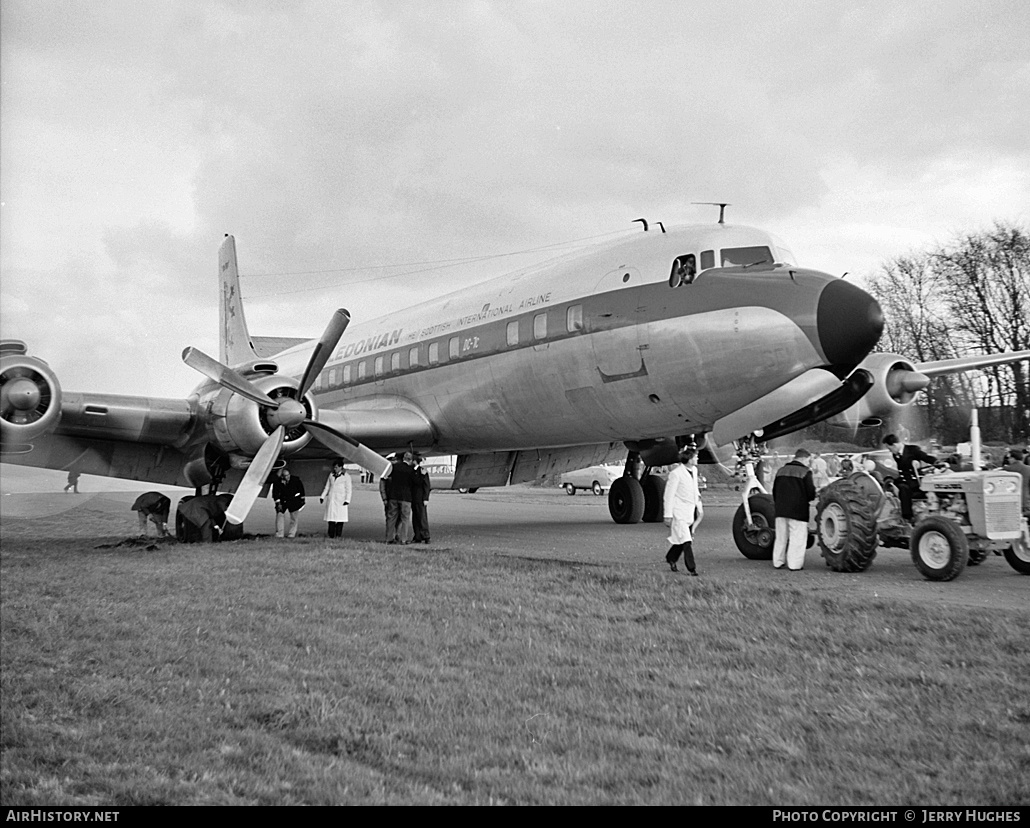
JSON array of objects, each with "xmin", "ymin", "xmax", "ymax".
[{"xmin": 590, "ymin": 266, "xmax": 647, "ymax": 379}]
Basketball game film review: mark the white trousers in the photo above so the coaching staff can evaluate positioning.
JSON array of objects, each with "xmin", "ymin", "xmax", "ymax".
[
  {"xmin": 773, "ymin": 517, "xmax": 808, "ymax": 570},
  {"xmin": 276, "ymin": 510, "xmax": 300, "ymax": 538}
]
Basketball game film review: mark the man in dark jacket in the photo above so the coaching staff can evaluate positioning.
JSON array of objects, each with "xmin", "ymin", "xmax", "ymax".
[
  {"xmin": 772, "ymin": 448, "xmax": 816, "ymax": 571},
  {"xmin": 883, "ymin": 434, "xmax": 936, "ymax": 520},
  {"xmin": 272, "ymin": 467, "xmax": 306, "ymax": 538},
  {"xmin": 385, "ymin": 451, "xmax": 417, "ymax": 544},
  {"xmin": 411, "ymin": 453, "xmax": 432, "ymax": 544}
]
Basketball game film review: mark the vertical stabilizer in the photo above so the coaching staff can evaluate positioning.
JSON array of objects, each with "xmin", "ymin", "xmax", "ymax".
[{"xmin": 219, "ymin": 235, "xmax": 258, "ymax": 365}]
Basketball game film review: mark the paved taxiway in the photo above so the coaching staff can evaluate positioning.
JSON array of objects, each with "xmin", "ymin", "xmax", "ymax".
[{"xmin": 2, "ymin": 478, "xmax": 1025, "ymax": 613}]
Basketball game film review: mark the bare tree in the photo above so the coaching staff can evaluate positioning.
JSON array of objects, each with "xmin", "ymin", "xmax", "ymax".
[
  {"xmin": 935, "ymin": 221, "xmax": 1030, "ymax": 442},
  {"xmin": 867, "ymin": 253, "xmax": 972, "ymax": 439},
  {"xmin": 864, "ymin": 221, "xmax": 1030, "ymax": 443}
]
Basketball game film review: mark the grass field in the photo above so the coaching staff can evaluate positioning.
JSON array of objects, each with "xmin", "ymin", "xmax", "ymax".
[{"xmin": 1, "ymin": 501, "xmax": 1028, "ymax": 806}]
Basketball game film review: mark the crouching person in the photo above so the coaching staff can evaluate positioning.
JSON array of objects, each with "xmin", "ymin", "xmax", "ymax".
[{"xmin": 132, "ymin": 492, "xmax": 171, "ymax": 538}]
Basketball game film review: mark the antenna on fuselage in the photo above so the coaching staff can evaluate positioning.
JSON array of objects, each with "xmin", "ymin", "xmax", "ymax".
[
  {"xmin": 632, "ymin": 218, "xmax": 649, "ymax": 232},
  {"xmin": 656, "ymin": 222, "xmax": 666, "ymax": 233},
  {"xmin": 693, "ymin": 202, "xmax": 731, "ymax": 224}
]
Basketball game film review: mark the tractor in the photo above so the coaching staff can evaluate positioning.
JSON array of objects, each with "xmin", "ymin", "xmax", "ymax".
[
  {"xmin": 814, "ymin": 467, "xmax": 1029, "ymax": 581},
  {"xmin": 731, "ymin": 440, "xmax": 1030, "ymax": 582}
]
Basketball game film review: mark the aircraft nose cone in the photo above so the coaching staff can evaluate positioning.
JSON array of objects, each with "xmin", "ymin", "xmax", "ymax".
[{"xmin": 817, "ymin": 278, "xmax": 884, "ymax": 366}]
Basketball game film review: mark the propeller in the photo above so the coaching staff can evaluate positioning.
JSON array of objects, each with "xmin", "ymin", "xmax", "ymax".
[{"xmin": 183, "ymin": 308, "xmax": 392, "ymax": 524}]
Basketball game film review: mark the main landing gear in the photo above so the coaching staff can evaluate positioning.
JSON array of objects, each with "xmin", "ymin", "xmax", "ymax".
[{"xmin": 607, "ymin": 451, "xmax": 666, "ymax": 524}]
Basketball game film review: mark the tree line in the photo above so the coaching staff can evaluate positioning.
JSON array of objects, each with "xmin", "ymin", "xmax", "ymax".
[{"xmin": 865, "ymin": 220, "xmax": 1029, "ymax": 446}]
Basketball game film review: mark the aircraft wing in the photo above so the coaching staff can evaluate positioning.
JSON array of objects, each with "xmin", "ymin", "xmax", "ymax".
[
  {"xmin": 1, "ymin": 389, "xmax": 199, "ymax": 487},
  {"xmin": 830, "ymin": 349, "xmax": 1030, "ymax": 432},
  {"xmin": 915, "ymin": 350, "xmax": 1030, "ymax": 377}
]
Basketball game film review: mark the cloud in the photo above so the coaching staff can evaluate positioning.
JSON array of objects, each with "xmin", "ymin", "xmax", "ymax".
[{"xmin": 2, "ymin": 0, "xmax": 1029, "ymax": 396}]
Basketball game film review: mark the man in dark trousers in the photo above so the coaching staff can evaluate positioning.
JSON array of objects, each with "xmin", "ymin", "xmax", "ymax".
[
  {"xmin": 384, "ymin": 451, "xmax": 417, "ymax": 544},
  {"xmin": 772, "ymin": 448, "xmax": 816, "ymax": 571},
  {"xmin": 883, "ymin": 434, "xmax": 936, "ymax": 520},
  {"xmin": 272, "ymin": 467, "xmax": 306, "ymax": 538},
  {"xmin": 411, "ymin": 453, "xmax": 432, "ymax": 544}
]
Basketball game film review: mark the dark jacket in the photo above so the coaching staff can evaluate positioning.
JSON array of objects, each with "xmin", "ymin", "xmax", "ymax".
[
  {"xmin": 385, "ymin": 461, "xmax": 416, "ymax": 503},
  {"xmin": 272, "ymin": 476, "xmax": 306, "ymax": 512},
  {"xmin": 892, "ymin": 444, "xmax": 936, "ymax": 487},
  {"xmin": 773, "ymin": 460, "xmax": 816, "ymax": 521},
  {"xmin": 412, "ymin": 466, "xmax": 432, "ymax": 502}
]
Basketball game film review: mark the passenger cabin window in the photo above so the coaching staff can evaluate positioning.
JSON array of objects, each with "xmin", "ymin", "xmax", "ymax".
[
  {"xmin": 721, "ymin": 245, "xmax": 772, "ymax": 267},
  {"xmin": 506, "ymin": 320, "xmax": 519, "ymax": 346},
  {"xmin": 429, "ymin": 342, "xmax": 440, "ymax": 365},
  {"xmin": 409, "ymin": 347, "xmax": 419, "ymax": 367},
  {"xmin": 448, "ymin": 336, "xmax": 460, "ymax": 359},
  {"xmin": 374, "ymin": 356, "xmax": 384, "ymax": 377},
  {"xmin": 534, "ymin": 313, "xmax": 547, "ymax": 340},
  {"xmin": 343, "ymin": 365, "xmax": 352, "ymax": 385},
  {"xmin": 327, "ymin": 368, "xmax": 336, "ymax": 388},
  {"xmin": 700, "ymin": 250, "xmax": 715, "ymax": 270},
  {"xmin": 391, "ymin": 352, "xmax": 401, "ymax": 372},
  {"xmin": 566, "ymin": 304, "xmax": 583, "ymax": 332},
  {"xmin": 669, "ymin": 254, "xmax": 697, "ymax": 287},
  {"xmin": 357, "ymin": 361, "xmax": 367, "ymax": 380}
]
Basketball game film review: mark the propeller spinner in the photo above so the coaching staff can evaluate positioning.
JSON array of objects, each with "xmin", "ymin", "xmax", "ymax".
[{"xmin": 183, "ymin": 309, "xmax": 392, "ymax": 524}]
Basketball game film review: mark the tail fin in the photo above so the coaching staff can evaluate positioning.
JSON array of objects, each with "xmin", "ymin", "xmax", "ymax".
[{"xmin": 219, "ymin": 235, "xmax": 258, "ymax": 366}]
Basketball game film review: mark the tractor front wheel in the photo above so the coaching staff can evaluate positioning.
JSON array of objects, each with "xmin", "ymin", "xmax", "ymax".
[{"xmin": 910, "ymin": 516, "xmax": 969, "ymax": 581}]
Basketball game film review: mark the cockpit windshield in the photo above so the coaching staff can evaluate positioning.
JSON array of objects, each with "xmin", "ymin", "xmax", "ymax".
[{"xmin": 721, "ymin": 246, "xmax": 773, "ymax": 267}]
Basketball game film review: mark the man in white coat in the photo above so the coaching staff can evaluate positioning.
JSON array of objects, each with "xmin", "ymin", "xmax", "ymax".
[
  {"xmin": 319, "ymin": 459, "xmax": 353, "ymax": 538},
  {"xmin": 663, "ymin": 448, "xmax": 704, "ymax": 575}
]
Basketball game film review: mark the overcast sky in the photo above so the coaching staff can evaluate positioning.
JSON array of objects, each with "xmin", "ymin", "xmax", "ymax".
[{"xmin": 2, "ymin": 0, "xmax": 1028, "ymax": 398}]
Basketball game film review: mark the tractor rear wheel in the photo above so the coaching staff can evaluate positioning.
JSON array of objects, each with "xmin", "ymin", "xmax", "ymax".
[{"xmin": 815, "ymin": 479, "xmax": 879, "ymax": 572}]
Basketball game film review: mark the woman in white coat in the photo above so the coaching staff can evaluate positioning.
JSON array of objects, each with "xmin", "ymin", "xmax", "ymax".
[
  {"xmin": 319, "ymin": 460, "xmax": 352, "ymax": 538},
  {"xmin": 662, "ymin": 448, "xmax": 703, "ymax": 575}
]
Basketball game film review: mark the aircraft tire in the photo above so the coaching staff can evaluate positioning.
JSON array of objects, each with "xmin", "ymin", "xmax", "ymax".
[
  {"xmin": 608, "ymin": 477, "xmax": 645, "ymax": 524},
  {"xmin": 911, "ymin": 516, "xmax": 968, "ymax": 581},
  {"xmin": 816, "ymin": 480, "xmax": 879, "ymax": 572},
  {"xmin": 1002, "ymin": 531, "xmax": 1030, "ymax": 575},
  {"xmin": 565, "ymin": 483, "xmax": 576, "ymax": 496},
  {"xmin": 641, "ymin": 474, "xmax": 666, "ymax": 523},
  {"xmin": 731, "ymin": 494, "xmax": 776, "ymax": 560}
]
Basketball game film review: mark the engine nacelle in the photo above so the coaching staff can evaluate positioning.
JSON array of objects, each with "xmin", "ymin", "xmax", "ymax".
[
  {"xmin": 199, "ymin": 372, "xmax": 316, "ymax": 458},
  {"xmin": 849, "ymin": 352, "xmax": 929, "ymax": 426},
  {"xmin": 0, "ymin": 342, "xmax": 63, "ymax": 443}
]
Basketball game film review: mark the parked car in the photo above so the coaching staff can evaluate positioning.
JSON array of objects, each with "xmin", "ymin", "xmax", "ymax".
[{"xmin": 560, "ymin": 464, "xmax": 625, "ymax": 496}]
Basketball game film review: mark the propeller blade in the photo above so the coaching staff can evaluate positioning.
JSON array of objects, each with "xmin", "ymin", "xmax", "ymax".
[
  {"xmin": 224, "ymin": 425, "xmax": 286, "ymax": 525},
  {"xmin": 304, "ymin": 420, "xmax": 392, "ymax": 478},
  {"xmin": 298, "ymin": 309, "xmax": 350, "ymax": 398},
  {"xmin": 182, "ymin": 347, "xmax": 280, "ymax": 408}
]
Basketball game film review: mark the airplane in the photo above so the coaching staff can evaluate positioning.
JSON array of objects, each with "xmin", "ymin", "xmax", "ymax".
[{"xmin": 2, "ymin": 220, "xmax": 1027, "ymax": 531}]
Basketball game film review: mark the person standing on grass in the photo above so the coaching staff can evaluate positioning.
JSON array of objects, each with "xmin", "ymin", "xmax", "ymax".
[
  {"xmin": 411, "ymin": 453, "xmax": 432, "ymax": 544},
  {"xmin": 64, "ymin": 471, "xmax": 80, "ymax": 493},
  {"xmin": 319, "ymin": 459, "xmax": 352, "ymax": 539},
  {"xmin": 663, "ymin": 448, "xmax": 703, "ymax": 575},
  {"xmin": 772, "ymin": 448, "xmax": 815, "ymax": 571},
  {"xmin": 385, "ymin": 451, "xmax": 417, "ymax": 544},
  {"xmin": 272, "ymin": 467, "xmax": 306, "ymax": 539}
]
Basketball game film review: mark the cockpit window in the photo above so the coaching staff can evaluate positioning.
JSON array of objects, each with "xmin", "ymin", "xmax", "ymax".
[
  {"xmin": 668, "ymin": 253, "xmax": 697, "ymax": 287},
  {"xmin": 721, "ymin": 246, "xmax": 773, "ymax": 267}
]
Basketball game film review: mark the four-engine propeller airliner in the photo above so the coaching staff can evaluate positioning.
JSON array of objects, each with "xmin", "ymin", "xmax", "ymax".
[{"xmin": 2, "ymin": 221, "xmax": 1027, "ymax": 528}]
